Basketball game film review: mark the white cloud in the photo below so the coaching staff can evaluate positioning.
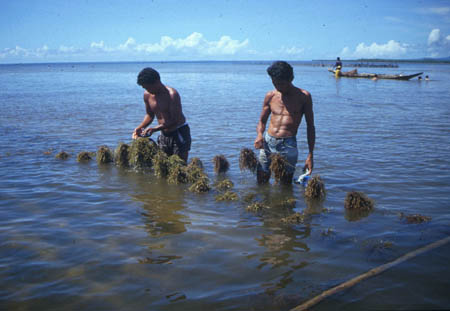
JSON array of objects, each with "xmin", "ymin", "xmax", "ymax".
[
  {"xmin": 340, "ymin": 40, "xmax": 408, "ymax": 58},
  {"xmin": 278, "ymin": 46, "xmax": 305, "ymax": 55},
  {"xmin": 428, "ymin": 7, "xmax": 450, "ymax": 15},
  {"xmin": 428, "ymin": 29, "xmax": 441, "ymax": 45}
]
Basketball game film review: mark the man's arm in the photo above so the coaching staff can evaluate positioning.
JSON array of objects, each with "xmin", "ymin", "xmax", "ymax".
[
  {"xmin": 133, "ymin": 93, "xmax": 155, "ymax": 138},
  {"xmin": 304, "ymin": 92, "xmax": 315, "ymax": 173},
  {"xmin": 254, "ymin": 92, "xmax": 273, "ymax": 149}
]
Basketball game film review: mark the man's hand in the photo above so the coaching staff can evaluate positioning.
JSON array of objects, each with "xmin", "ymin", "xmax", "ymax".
[
  {"xmin": 304, "ymin": 154, "xmax": 314, "ymax": 174},
  {"xmin": 254, "ymin": 135, "xmax": 264, "ymax": 149},
  {"xmin": 132, "ymin": 127, "xmax": 143, "ymax": 139},
  {"xmin": 143, "ymin": 127, "xmax": 155, "ymax": 137}
]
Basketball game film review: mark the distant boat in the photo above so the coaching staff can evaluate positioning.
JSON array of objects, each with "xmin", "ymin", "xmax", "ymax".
[{"xmin": 328, "ymin": 69, "xmax": 423, "ymax": 80}]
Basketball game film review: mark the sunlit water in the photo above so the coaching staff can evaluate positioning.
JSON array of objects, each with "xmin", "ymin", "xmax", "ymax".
[{"xmin": 1, "ymin": 61, "xmax": 449, "ymax": 310}]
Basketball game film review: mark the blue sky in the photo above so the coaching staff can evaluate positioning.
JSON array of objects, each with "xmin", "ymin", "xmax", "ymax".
[{"xmin": 1, "ymin": 0, "xmax": 450, "ymax": 63}]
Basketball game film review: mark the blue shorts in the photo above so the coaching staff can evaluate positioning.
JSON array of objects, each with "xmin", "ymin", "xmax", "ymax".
[{"xmin": 258, "ymin": 132, "xmax": 298, "ymax": 174}]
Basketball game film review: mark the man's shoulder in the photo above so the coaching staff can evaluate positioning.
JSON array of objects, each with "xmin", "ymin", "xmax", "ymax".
[{"xmin": 296, "ymin": 87, "xmax": 311, "ymax": 98}]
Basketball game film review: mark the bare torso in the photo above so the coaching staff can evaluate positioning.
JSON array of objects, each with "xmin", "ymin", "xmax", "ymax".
[
  {"xmin": 267, "ymin": 87, "xmax": 310, "ymax": 137},
  {"xmin": 145, "ymin": 85, "xmax": 186, "ymax": 133}
]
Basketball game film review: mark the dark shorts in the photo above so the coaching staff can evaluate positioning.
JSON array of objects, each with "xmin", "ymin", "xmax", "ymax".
[{"xmin": 157, "ymin": 124, "xmax": 191, "ymax": 157}]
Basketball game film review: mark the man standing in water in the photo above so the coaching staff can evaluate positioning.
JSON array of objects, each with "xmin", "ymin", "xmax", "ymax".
[
  {"xmin": 133, "ymin": 67, "xmax": 191, "ymax": 162},
  {"xmin": 254, "ymin": 61, "xmax": 315, "ymax": 184}
]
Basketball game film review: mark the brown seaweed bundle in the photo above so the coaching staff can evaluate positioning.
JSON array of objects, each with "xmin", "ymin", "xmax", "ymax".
[
  {"xmin": 96, "ymin": 145, "xmax": 114, "ymax": 164},
  {"xmin": 189, "ymin": 177, "xmax": 211, "ymax": 193},
  {"xmin": 239, "ymin": 148, "xmax": 258, "ymax": 173},
  {"xmin": 269, "ymin": 154, "xmax": 289, "ymax": 183},
  {"xmin": 246, "ymin": 201, "xmax": 269, "ymax": 212},
  {"xmin": 213, "ymin": 155, "xmax": 229, "ymax": 174},
  {"xmin": 344, "ymin": 191, "xmax": 374, "ymax": 210},
  {"xmin": 188, "ymin": 157, "xmax": 203, "ymax": 169},
  {"xmin": 167, "ymin": 156, "xmax": 188, "ymax": 184},
  {"xmin": 114, "ymin": 143, "xmax": 130, "ymax": 167},
  {"xmin": 186, "ymin": 165, "xmax": 206, "ymax": 183},
  {"xmin": 215, "ymin": 190, "xmax": 239, "ymax": 201},
  {"xmin": 215, "ymin": 179, "xmax": 234, "ymax": 191},
  {"xmin": 129, "ymin": 138, "xmax": 157, "ymax": 168},
  {"xmin": 77, "ymin": 151, "xmax": 93, "ymax": 162},
  {"xmin": 152, "ymin": 150, "xmax": 169, "ymax": 178},
  {"xmin": 281, "ymin": 212, "xmax": 306, "ymax": 224},
  {"xmin": 401, "ymin": 213, "xmax": 431, "ymax": 224},
  {"xmin": 55, "ymin": 151, "xmax": 70, "ymax": 160},
  {"xmin": 304, "ymin": 175, "xmax": 326, "ymax": 200}
]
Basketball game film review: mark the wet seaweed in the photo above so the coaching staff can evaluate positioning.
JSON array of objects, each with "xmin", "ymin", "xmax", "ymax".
[
  {"xmin": 96, "ymin": 145, "xmax": 114, "ymax": 164},
  {"xmin": 246, "ymin": 201, "xmax": 270, "ymax": 212},
  {"xmin": 186, "ymin": 165, "xmax": 207, "ymax": 184},
  {"xmin": 281, "ymin": 212, "xmax": 306, "ymax": 224},
  {"xmin": 344, "ymin": 191, "xmax": 374, "ymax": 210},
  {"xmin": 269, "ymin": 154, "xmax": 290, "ymax": 183},
  {"xmin": 77, "ymin": 151, "xmax": 94, "ymax": 162},
  {"xmin": 129, "ymin": 137, "xmax": 157, "ymax": 168},
  {"xmin": 304, "ymin": 175, "xmax": 326, "ymax": 200},
  {"xmin": 213, "ymin": 155, "xmax": 229, "ymax": 174},
  {"xmin": 188, "ymin": 157, "xmax": 203, "ymax": 169},
  {"xmin": 114, "ymin": 143, "xmax": 130, "ymax": 167},
  {"xmin": 152, "ymin": 150, "xmax": 170, "ymax": 178},
  {"xmin": 215, "ymin": 179, "xmax": 234, "ymax": 191},
  {"xmin": 400, "ymin": 213, "xmax": 432, "ymax": 224},
  {"xmin": 189, "ymin": 177, "xmax": 211, "ymax": 193},
  {"xmin": 239, "ymin": 148, "xmax": 258, "ymax": 173},
  {"xmin": 215, "ymin": 190, "xmax": 239, "ymax": 201},
  {"xmin": 55, "ymin": 151, "xmax": 70, "ymax": 160}
]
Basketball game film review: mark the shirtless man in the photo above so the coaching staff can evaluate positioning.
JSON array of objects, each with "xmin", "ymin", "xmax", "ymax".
[
  {"xmin": 254, "ymin": 61, "xmax": 315, "ymax": 184},
  {"xmin": 133, "ymin": 67, "xmax": 191, "ymax": 162}
]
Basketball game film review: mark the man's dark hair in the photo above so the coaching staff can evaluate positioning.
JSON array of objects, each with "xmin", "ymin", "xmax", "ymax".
[
  {"xmin": 137, "ymin": 67, "xmax": 160, "ymax": 85},
  {"xmin": 267, "ymin": 61, "xmax": 294, "ymax": 81}
]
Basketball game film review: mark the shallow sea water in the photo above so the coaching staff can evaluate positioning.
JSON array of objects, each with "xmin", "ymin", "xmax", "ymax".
[{"xmin": 0, "ymin": 61, "xmax": 449, "ymax": 310}]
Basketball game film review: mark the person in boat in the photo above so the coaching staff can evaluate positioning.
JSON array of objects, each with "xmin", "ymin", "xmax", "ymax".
[
  {"xmin": 334, "ymin": 57, "xmax": 343, "ymax": 77},
  {"xmin": 254, "ymin": 61, "xmax": 316, "ymax": 184},
  {"xmin": 133, "ymin": 67, "xmax": 191, "ymax": 162}
]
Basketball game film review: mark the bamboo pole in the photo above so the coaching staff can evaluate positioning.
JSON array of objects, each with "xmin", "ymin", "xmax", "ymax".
[{"xmin": 290, "ymin": 236, "xmax": 450, "ymax": 311}]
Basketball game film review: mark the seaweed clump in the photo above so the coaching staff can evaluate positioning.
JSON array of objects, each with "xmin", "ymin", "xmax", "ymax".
[
  {"xmin": 167, "ymin": 155, "xmax": 188, "ymax": 184},
  {"xmin": 215, "ymin": 190, "xmax": 239, "ymax": 201},
  {"xmin": 96, "ymin": 145, "xmax": 114, "ymax": 164},
  {"xmin": 281, "ymin": 212, "xmax": 306, "ymax": 224},
  {"xmin": 401, "ymin": 213, "xmax": 431, "ymax": 224},
  {"xmin": 55, "ymin": 151, "xmax": 70, "ymax": 160},
  {"xmin": 114, "ymin": 143, "xmax": 130, "ymax": 167},
  {"xmin": 269, "ymin": 154, "xmax": 290, "ymax": 183},
  {"xmin": 189, "ymin": 177, "xmax": 211, "ymax": 193},
  {"xmin": 215, "ymin": 179, "xmax": 234, "ymax": 191},
  {"xmin": 239, "ymin": 148, "xmax": 258, "ymax": 173},
  {"xmin": 246, "ymin": 201, "xmax": 269, "ymax": 212},
  {"xmin": 152, "ymin": 150, "xmax": 169, "ymax": 178},
  {"xmin": 77, "ymin": 151, "xmax": 93, "ymax": 162},
  {"xmin": 188, "ymin": 157, "xmax": 203, "ymax": 169},
  {"xmin": 213, "ymin": 155, "xmax": 229, "ymax": 174},
  {"xmin": 304, "ymin": 176, "xmax": 326, "ymax": 200},
  {"xmin": 129, "ymin": 138, "xmax": 157, "ymax": 169},
  {"xmin": 344, "ymin": 191, "xmax": 374, "ymax": 210}
]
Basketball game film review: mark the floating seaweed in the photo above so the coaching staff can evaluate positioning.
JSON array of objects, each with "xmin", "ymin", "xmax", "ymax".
[
  {"xmin": 215, "ymin": 179, "xmax": 234, "ymax": 191},
  {"xmin": 96, "ymin": 145, "xmax": 114, "ymax": 164},
  {"xmin": 269, "ymin": 154, "xmax": 290, "ymax": 183},
  {"xmin": 55, "ymin": 151, "xmax": 70, "ymax": 160},
  {"xmin": 188, "ymin": 157, "xmax": 203, "ymax": 169},
  {"xmin": 304, "ymin": 175, "xmax": 326, "ymax": 200},
  {"xmin": 168, "ymin": 154, "xmax": 186, "ymax": 168},
  {"xmin": 215, "ymin": 190, "xmax": 239, "ymax": 201},
  {"xmin": 281, "ymin": 212, "xmax": 306, "ymax": 224},
  {"xmin": 189, "ymin": 177, "xmax": 211, "ymax": 193},
  {"xmin": 114, "ymin": 143, "xmax": 130, "ymax": 167},
  {"xmin": 77, "ymin": 151, "xmax": 94, "ymax": 162},
  {"xmin": 242, "ymin": 192, "xmax": 257, "ymax": 203},
  {"xmin": 239, "ymin": 148, "xmax": 258, "ymax": 173},
  {"xmin": 344, "ymin": 191, "xmax": 374, "ymax": 210},
  {"xmin": 186, "ymin": 165, "xmax": 207, "ymax": 184},
  {"xmin": 153, "ymin": 150, "xmax": 169, "ymax": 178},
  {"xmin": 400, "ymin": 213, "xmax": 432, "ymax": 224},
  {"xmin": 129, "ymin": 137, "xmax": 157, "ymax": 168},
  {"xmin": 167, "ymin": 165, "xmax": 188, "ymax": 184},
  {"xmin": 213, "ymin": 155, "xmax": 229, "ymax": 174},
  {"xmin": 246, "ymin": 201, "xmax": 269, "ymax": 212}
]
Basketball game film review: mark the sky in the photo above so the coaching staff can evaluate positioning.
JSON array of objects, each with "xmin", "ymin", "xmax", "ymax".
[{"xmin": 1, "ymin": 0, "xmax": 450, "ymax": 63}]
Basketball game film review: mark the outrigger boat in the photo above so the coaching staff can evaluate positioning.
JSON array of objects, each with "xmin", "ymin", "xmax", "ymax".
[{"xmin": 328, "ymin": 69, "xmax": 423, "ymax": 80}]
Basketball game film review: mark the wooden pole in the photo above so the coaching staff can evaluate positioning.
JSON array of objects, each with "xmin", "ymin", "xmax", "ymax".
[{"xmin": 290, "ymin": 236, "xmax": 450, "ymax": 311}]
